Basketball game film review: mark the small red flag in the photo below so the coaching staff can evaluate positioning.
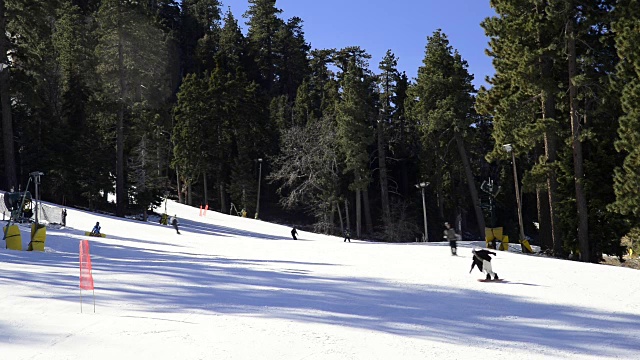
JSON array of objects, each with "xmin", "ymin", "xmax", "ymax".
[{"xmin": 79, "ymin": 240, "xmax": 94, "ymax": 290}]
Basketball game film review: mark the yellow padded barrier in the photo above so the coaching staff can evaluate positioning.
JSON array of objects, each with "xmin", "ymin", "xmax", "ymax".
[
  {"xmin": 499, "ymin": 235, "xmax": 509, "ymax": 251},
  {"xmin": 3, "ymin": 225, "xmax": 22, "ymax": 251},
  {"xmin": 28, "ymin": 224, "xmax": 47, "ymax": 251},
  {"xmin": 485, "ymin": 227, "xmax": 504, "ymax": 249}
]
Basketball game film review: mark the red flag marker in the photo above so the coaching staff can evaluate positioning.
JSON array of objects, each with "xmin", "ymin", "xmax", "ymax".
[{"xmin": 79, "ymin": 240, "xmax": 95, "ymax": 312}]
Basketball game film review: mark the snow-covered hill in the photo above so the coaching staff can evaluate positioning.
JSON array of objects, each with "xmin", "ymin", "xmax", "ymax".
[{"xmin": 1, "ymin": 199, "xmax": 639, "ymax": 359}]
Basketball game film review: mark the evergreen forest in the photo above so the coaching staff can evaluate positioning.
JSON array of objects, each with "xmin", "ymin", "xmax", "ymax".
[{"xmin": 2, "ymin": 0, "xmax": 640, "ymax": 263}]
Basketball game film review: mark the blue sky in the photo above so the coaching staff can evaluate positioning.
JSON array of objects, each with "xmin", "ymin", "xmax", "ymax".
[{"xmin": 220, "ymin": 0, "xmax": 496, "ymax": 88}]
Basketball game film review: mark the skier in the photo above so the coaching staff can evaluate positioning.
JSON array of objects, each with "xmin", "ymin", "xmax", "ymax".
[
  {"xmin": 291, "ymin": 227, "xmax": 298, "ymax": 240},
  {"xmin": 343, "ymin": 228, "xmax": 351, "ymax": 243},
  {"xmin": 470, "ymin": 248, "xmax": 499, "ymax": 281},
  {"xmin": 90, "ymin": 222, "xmax": 101, "ymax": 236},
  {"xmin": 171, "ymin": 215, "xmax": 180, "ymax": 234},
  {"xmin": 443, "ymin": 222, "xmax": 458, "ymax": 255}
]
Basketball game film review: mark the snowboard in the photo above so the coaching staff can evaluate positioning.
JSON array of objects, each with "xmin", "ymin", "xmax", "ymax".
[
  {"xmin": 85, "ymin": 231, "xmax": 106, "ymax": 238},
  {"xmin": 477, "ymin": 278, "xmax": 504, "ymax": 283}
]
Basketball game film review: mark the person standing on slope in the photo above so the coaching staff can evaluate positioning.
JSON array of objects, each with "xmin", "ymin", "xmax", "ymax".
[
  {"xmin": 470, "ymin": 248, "xmax": 499, "ymax": 280},
  {"xmin": 443, "ymin": 222, "xmax": 459, "ymax": 255},
  {"xmin": 171, "ymin": 215, "xmax": 180, "ymax": 234},
  {"xmin": 291, "ymin": 227, "xmax": 298, "ymax": 240}
]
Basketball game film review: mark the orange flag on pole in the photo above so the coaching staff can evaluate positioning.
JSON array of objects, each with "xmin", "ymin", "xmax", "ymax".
[
  {"xmin": 79, "ymin": 240, "xmax": 95, "ymax": 313},
  {"xmin": 79, "ymin": 240, "xmax": 94, "ymax": 290}
]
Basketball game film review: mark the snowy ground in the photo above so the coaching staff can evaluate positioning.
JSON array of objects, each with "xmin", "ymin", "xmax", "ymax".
[{"xmin": 1, "ymin": 199, "xmax": 639, "ymax": 359}]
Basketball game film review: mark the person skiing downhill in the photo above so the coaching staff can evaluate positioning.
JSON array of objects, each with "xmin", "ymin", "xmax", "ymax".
[
  {"xmin": 291, "ymin": 227, "xmax": 298, "ymax": 240},
  {"xmin": 470, "ymin": 248, "xmax": 499, "ymax": 280},
  {"xmin": 443, "ymin": 222, "xmax": 459, "ymax": 255}
]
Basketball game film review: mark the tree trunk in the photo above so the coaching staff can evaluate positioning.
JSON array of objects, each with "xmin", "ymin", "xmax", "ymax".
[
  {"xmin": 219, "ymin": 182, "xmax": 226, "ymax": 213},
  {"xmin": 541, "ymin": 73, "xmax": 562, "ymax": 257},
  {"xmin": 116, "ymin": 34, "xmax": 126, "ymax": 217},
  {"xmin": 377, "ymin": 119, "xmax": 391, "ymax": 229},
  {"xmin": 434, "ymin": 155, "xmax": 445, "ymax": 219},
  {"xmin": 535, "ymin": 142, "xmax": 552, "ymax": 251},
  {"xmin": 454, "ymin": 131, "xmax": 485, "ymax": 236},
  {"xmin": 344, "ymin": 198, "xmax": 350, "ymax": 234},
  {"xmin": 336, "ymin": 201, "xmax": 344, "ymax": 235},
  {"xmin": 536, "ymin": 185, "xmax": 552, "ymax": 250},
  {"xmin": 203, "ymin": 170, "xmax": 208, "ymax": 206},
  {"xmin": 0, "ymin": 0, "xmax": 17, "ymax": 191},
  {"xmin": 536, "ymin": 5, "xmax": 563, "ymax": 256},
  {"xmin": 363, "ymin": 188, "xmax": 373, "ymax": 234},
  {"xmin": 356, "ymin": 189, "xmax": 361, "ymax": 238},
  {"xmin": 567, "ymin": 20, "xmax": 589, "ymax": 262},
  {"xmin": 437, "ymin": 176, "xmax": 444, "ymax": 219},
  {"xmin": 176, "ymin": 168, "xmax": 182, "ymax": 204}
]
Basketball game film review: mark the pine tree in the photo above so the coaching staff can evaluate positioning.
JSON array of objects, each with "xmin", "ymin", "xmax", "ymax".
[
  {"xmin": 377, "ymin": 50, "xmax": 398, "ymax": 232},
  {"xmin": 180, "ymin": 0, "xmax": 222, "ymax": 75},
  {"xmin": 479, "ymin": 0, "xmax": 565, "ymax": 253},
  {"xmin": 610, "ymin": 1, "xmax": 640, "ymax": 217},
  {"xmin": 273, "ymin": 16, "xmax": 310, "ymax": 101},
  {"xmin": 218, "ymin": 9, "xmax": 246, "ymax": 76},
  {"xmin": 50, "ymin": 0, "xmax": 109, "ymax": 205},
  {"xmin": 128, "ymin": 131, "xmax": 165, "ymax": 220},
  {"xmin": 172, "ymin": 73, "xmax": 208, "ymax": 202},
  {"xmin": 0, "ymin": 0, "xmax": 17, "ymax": 190},
  {"xmin": 244, "ymin": 0, "xmax": 283, "ymax": 92},
  {"xmin": 95, "ymin": 0, "xmax": 168, "ymax": 216},
  {"xmin": 407, "ymin": 30, "xmax": 485, "ymax": 237},
  {"xmin": 336, "ymin": 57, "xmax": 375, "ymax": 237}
]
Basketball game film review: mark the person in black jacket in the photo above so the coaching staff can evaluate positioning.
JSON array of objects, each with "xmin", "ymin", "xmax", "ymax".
[
  {"xmin": 343, "ymin": 228, "xmax": 351, "ymax": 242},
  {"xmin": 470, "ymin": 248, "xmax": 499, "ymax": 280},
  {"xmin": 291, "ymin": 227, "xmax": 298, "ymax": 240}
]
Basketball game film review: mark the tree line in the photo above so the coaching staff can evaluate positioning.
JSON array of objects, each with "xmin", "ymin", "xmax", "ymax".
[{"xmin": 1, "ymin": 0, "xmax": 639, "ymax": 262}]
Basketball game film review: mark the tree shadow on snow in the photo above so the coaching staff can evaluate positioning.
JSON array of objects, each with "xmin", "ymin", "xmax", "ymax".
[{"xmin": 1, "ymin": 232, "xmax": 639, "ymax": 358}]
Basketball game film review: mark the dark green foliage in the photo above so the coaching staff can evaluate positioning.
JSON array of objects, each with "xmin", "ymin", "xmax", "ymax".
[
  {"xmin": 0, "ymin": 0, "xmax": 636, "ymax": 262},
  {"xmin": 172, "ymin": 73, "xmax": 208, "ymax": 185},
  {"xmin": 406, "ymin": 30, "xmax": 486, "ymax": 236},
  {"xmin": 611, "ymin": 0, "xmax": 640, "ymax": 218},
  {"xmin": 244, "ymin": 0, "xmax": 283, "ymax": 91},
  {"xmin": 479, "ymin": 0, "xmax": 628, "ymax": 262},
  {"xmin": 180, "ymin": 0, "xmax": 222, "ymax": 75},
  {"xmin": 336, "ymin": 57, "xmax": 374, "ymax": 191}
]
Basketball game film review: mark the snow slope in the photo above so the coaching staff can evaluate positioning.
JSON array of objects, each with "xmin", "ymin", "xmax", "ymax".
[{"xmin": 1, "ymin": 199, "xmax": 639, "ymax": 359}]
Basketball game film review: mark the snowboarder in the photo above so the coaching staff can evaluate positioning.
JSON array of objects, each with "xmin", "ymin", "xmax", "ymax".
[
  {"xmin": 90, "ymin": 222, "xmax": 101, "ymax": 236},
  {"xmin": 343, "ymin": 228, "xmax": 351, "ymax": 243},
  {"xmin": 444, "ymin": 222, "xmax": 459, "ymax": 255},
  {"xmin": 171, "ymin": 215, "xmax": 180, "ymax": 234},
  {"xmin": 291, "ymin": 227, "xmax": 298, "ymax": 240},
  {"xmin": 470, "ymin": 248, "xmax": 499, "ymax": 281}
]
